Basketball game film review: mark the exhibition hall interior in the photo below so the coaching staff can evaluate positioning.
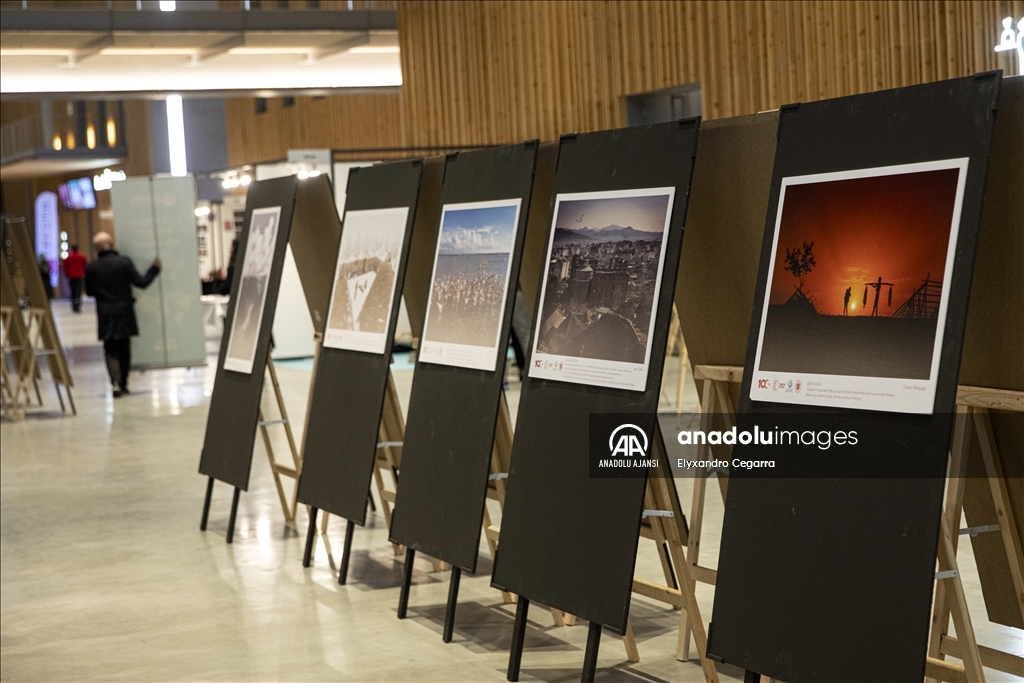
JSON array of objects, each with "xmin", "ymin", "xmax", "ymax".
[{"xmin": 2, "ymin": 2, "xmax": 1023, "ymax": 682}]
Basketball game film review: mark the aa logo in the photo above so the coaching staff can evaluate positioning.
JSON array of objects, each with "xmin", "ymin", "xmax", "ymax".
[{"xmin": 608, "ymin": 424, "xmax": 648, "ymax": 458}]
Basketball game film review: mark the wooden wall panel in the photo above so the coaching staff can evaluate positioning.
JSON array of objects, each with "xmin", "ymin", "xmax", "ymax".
[
  {"xmin": 225, "ymin": 91, "xmax": 403, "ymax": 167},
  {"xmin": 221, "ymin": 1, "xmax": 1021, "ymax": 165},
  {"xmin": 395, "ymin": 0, "xmax": 1024, "ymax": 147}
]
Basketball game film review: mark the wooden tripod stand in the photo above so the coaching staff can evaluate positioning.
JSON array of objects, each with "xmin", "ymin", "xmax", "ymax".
[
  {"xmin": 925, "ymin": 386, "xmax": 1024, "ymax": 683},
  {"xmin": 200, "ymin": 352, "xmax": 303, "ymax": 542}
]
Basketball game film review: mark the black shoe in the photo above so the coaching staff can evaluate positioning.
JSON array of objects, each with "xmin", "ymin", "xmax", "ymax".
[
  {"xmin": 112, "ymin": 388, "xmax": 123, "ymax": 398},
  {"xmin": 119, "ymin": 385, "xmax": 130, "ymax": 395}
]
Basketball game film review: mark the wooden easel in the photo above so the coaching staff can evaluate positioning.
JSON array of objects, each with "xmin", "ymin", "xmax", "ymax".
[
  {"xmin": 0, "ymin": 306, "xmax": 76, "ymax": 419},
  {"xmin": 200, "ymin": 351, "xmax": 303, "ymax": 542},
  {"xmin": 626, "ymin": 438, "xmax": 720, "ymax": 682},
  {"xmin": 310, "ymin": 368, "xmax": 447, "ymax": 583},
  {"xmin": 925, "ymin": 386, "xmax": 1024, "ymax": 683},
  {"xmin": 660, "ymin": 305, "xmax": 690, "ymax": 413},
  {"xmin": 679, "ymin": 364, "xmax": 740, "ymax": 661},
  {"xmin": 1, "ymin": 219, "xmax": 76, "ymax": 419},
  {"xmin": 0, "ymin": 305, "xmax": 25, "ymax": 418},
  {"xmin": 257, "ymin": 352, "xmax": 303, "ymax": 523}
]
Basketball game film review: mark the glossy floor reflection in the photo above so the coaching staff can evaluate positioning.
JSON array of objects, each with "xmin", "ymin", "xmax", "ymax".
[{"xmin": 2, "ymin": 301, "xmax": 1020, "ymax": 682}]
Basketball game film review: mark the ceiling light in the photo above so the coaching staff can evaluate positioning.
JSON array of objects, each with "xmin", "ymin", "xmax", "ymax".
[{"xmin": 166, "ymin": 94, "xmax": 187, "ymax": 177}]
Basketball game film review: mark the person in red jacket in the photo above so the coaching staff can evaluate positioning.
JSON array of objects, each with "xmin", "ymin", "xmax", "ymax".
[{"xmin": 62, "ymin": 244, "xmax": 88, "ymax": 313}]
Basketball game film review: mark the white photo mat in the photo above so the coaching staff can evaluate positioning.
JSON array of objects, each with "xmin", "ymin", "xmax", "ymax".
[
  {"xmin": 528, "ymin": 187, "xmax": 676, "ymax": 392},
  {"xmin": 748, "ymin": 158, "xmax": 969, "ymax": 414},
  {"xmin": 419, "ymin": 198, "xmax": 523, "ymax": 372},
  {"xmin": 225, "ymin": 206, "xmax": 282, "ymax": 374},
  {"xmin": 322, "ymin": 206, "xmax": 410, "ymax": 355}
]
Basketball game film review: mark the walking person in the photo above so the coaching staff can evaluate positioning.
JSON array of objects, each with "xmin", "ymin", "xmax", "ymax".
[
  {"xmin": 62, "ymin": 244, "xmax": 88, "ymax": 313},
  {"xmin": 84, "ymin": 232, "xmax": 161, "ymax": 398}
]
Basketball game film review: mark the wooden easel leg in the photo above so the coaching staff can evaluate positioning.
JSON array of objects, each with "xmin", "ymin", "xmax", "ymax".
[
  {"xmin": 973, "ymin": 409, "xmax": 1024, "ymax": 622},
  {"xmin": 200, "ymin": 476, "xmax": 214, "ymax": 531},
  {"xmin": 302, "ymin": 507, "xmax": 319, "ymax": 567},
  {"xmin": 65, "ymin": 386, "xmax": 76, "ymax": 415},
  {"xmin": 398, "ymin": 547, "xmax": 416, "ymax": 619},
  {"xmin": 622, "ymin": 619, "xmax": 640, "ymax": 663},
  {"xmin": 581, "ymin": 622, "xmax": 602, "ymax": 683},
  {"xmin": 926, "ymin": 408, "xmax": 970, "ymax": 679},
  {"xmin": 442, "ymin": 566, "xmax": 461, "ymax": 643},
  {"xmin": 661, "ymin": 542, "xmax": 679, "ymax": 590},
  {"xmin": 507, "ymin": 597, "xmax": 530, "ymax": 682},
  {"xmin": 937, "ymin": 516, "xmax": 986, "ymax": 681},
  {"xmin": 338, "ymin": 519, "xmax": 356, "ymax": 585},
  {"xmin": 681, "ymin": 379, "xmax": 716, "ymax": 661},
  {"xmin": 266, "ymin": 355, "xmax": 301, "ymax": 522},
  {"xmin": 226, "ymin": 487, "xmax": 240, "ymax": 544},
  {"xmin": 54, "ymin": 380, "xmax": 66, "ymax": 412}
]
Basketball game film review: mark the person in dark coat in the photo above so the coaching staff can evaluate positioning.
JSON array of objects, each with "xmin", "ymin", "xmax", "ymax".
[{"xmin": 84, "ymin": 232, "xmax": 161, "ymax": 397}]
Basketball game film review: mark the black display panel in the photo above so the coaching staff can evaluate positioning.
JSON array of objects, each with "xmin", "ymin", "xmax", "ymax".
[
  {"xmin": 199, "ymin": 176, "xmax": 297, "ymax": 490},
  {"xmin": 295, "ymin": 160, "xmax": 423, "ymax": 523},
  {"xmin": 706, "ymin": 74, "xmax": 1001, "ymax": 682},
  {"xmin": 490, "ymin": 121, "xmax": 700, "ymax": 633},
  {"xmin": 389, "ymin": 142, "xmax": 539, "ymax": 573}
]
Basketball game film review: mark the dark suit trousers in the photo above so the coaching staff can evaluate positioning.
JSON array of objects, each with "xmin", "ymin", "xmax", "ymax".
[{"xmin": 103, "ymin": 339, "xmax": 131, "ymax": 390}]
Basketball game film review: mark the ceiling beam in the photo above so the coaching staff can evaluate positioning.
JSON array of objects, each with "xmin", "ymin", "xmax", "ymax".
[
  {"xmin": 60, "ymin": 34, "xmax": 113, "ymax": 67},
  {"xmin": 188, "ymin": 33, "xmax": 245, "ymax": 65},
  {"xmin": 302, "ymin": 33, "xmax": 369, "ymax": 64}
]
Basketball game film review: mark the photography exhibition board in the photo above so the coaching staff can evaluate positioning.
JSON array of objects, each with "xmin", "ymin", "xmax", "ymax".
[
  {"xmin": 295, "ymin": 160, "xmax": 423, "ymax": 525},
  {"xmin": 109, "ymin": 175, "xmax": 206, "ymax": 370},
  {"xmin": 705, "ymin": 74, "xmax": 1002, "ymax": 682},
  {"xmin": 287, "ymin": 174, "xmax": 344, "ymax": 336},
  {"xmin": 926, "ymin": 75, "xmax": 1024, "ymax": 680},
  {"xmin": 491, "ymin": 120, "xmax": 700, "ymax": 634},
  {"xmin": 668, "ymin": 111, "xmax": 780, "ymax": 660},
  {"xmin": 254, "ymin": 160, "xmax": 317, "ymax": 360},
  {"xmin": 199, "ymin": 176, "xmax": 297, "ymax": 491},
  {"xmin": 516, "ymin": 142, "xmax": 559, "ymax": 318},
  {"xmin": 402, "ymin": 157, "xmax": 446, "ymax": 339},
  {"xmin": 675, "ymin": 111, "xmax": 779, "ymax": 412},
  {"xmin": 389, "ymin": 142, "xmax": 539, "ymax": 574},
  {"xmin": 955, "ymin": 75, "xmax": 1024, "ymax": 632}
]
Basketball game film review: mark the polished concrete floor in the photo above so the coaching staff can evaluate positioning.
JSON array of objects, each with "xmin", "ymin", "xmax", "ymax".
[{"xmin": 1, "ymin": 301, "xmax": 1021, "ymax": 682}]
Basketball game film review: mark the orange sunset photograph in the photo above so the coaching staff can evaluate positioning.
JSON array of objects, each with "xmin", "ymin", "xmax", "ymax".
[{"xmin": 757, "ymin": 163, "xmax": 963, "ymax": 380}]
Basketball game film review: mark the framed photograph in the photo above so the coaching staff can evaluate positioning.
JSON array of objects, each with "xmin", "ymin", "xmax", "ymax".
[
  {"xmin": 419, "ymin": 199, "xmax": 522, "ymax": 371},
  {"xmin": 528, "ymin": 187, "xmax": 675, "ymax": 391},
  {"xmin": 225, "ymin": 206, "xmax": 282, "ymax": 374},
  {"xmin": 323, "ymin": 206, "xmax": 410, "ymax": 354},
  {"xmin": 749, "ymin": 158, "xmax": 969, "ymax": 413}
]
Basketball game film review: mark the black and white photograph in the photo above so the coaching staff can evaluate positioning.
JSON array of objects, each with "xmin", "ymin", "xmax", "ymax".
[
  {"xmin": 749, "ymin": 158, "xmax": 968, "ymax": 413},
  {"xmin": 419, "ymin": 199, "xmax": 522, "ymax": 371},
  {"xmin": 528, "ymin": 187, "xmax": 675, "ymax": 391},
  {"xmin": 323, "ymin": 206, "xmax": 409, "ymax": 354},
  {"xmin": 224, "ymin": 206, "xmax": 281, "ymax": 374}
]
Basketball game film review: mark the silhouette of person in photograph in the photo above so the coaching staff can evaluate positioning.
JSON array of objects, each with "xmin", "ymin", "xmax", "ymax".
[{"xmin": 843, "ymin": 287, "xmax": 851, "ymax": 316}]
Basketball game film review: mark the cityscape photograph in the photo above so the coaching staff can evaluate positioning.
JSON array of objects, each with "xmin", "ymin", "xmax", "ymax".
[{"xmin": 533, "ymin": 190, "xmax": 674, "ymax": 367}]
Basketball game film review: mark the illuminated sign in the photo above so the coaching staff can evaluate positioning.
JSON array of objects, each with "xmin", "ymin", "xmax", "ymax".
[
  {"xmin": 34, "ymin": 191, "xmax": 59, "ymax": 288},
  {"xmin": 93, "ymin": 168, "xmax": 127, "ymax": 191},
  {"xmin": 995, "ymin": 16, "xmax": 1024, "ymax": 73}
]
